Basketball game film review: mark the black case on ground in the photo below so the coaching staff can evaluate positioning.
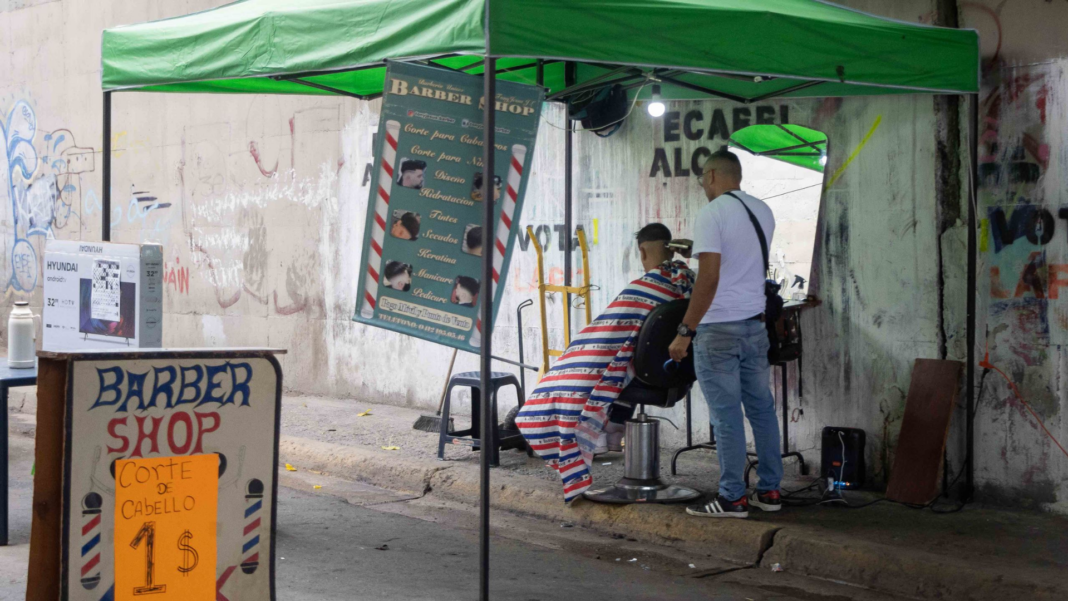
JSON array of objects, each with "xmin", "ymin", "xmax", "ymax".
[{"xmin": 821, "ymin": 427, "xmax": 866, "ymax": 490}]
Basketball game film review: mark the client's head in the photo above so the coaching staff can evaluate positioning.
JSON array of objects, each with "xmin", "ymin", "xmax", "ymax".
[{"xmin": 635, "ymin": 223, "xmax": 673, "ymax": 271}]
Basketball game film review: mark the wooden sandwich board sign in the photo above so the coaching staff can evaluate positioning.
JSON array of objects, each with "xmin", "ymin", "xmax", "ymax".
[{"xmin": 27, "ymin": 348, "xmax": 284, "ymax": 601}]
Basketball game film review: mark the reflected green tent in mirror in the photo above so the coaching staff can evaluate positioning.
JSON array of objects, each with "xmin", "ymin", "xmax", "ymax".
[{"xmin": 728, "ymin": 124, "xmax": 828, "ymax": 173}]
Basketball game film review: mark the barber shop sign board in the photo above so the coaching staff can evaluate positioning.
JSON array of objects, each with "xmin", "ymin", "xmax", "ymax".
[
  {"xmin": 27, "ymin": 349, "xmax": 284, "ymax": 601},
  {"xmin": 353, "ymin": 61, "xmax": 544, "ymax": 349}
]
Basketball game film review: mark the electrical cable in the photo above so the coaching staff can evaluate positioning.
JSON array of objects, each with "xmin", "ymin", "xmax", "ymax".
[
  {"xmin": 980, "ymin": 355, "xmax": 1068, "ymax": 460},
  {"xmin": 540, "ymin": 81, "xmax": 650, "ymax": 134},
  {"xmin": 781, "ymin": 378, "xmax": 992, "ymax": 513},
  {"xmin": 761, "ymin": 182, "xmax": 824, "ymax": 202}
]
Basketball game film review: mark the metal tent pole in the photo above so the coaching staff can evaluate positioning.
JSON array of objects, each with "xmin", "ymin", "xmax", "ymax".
[
  {"xmin": 479, "ymin": 53, "xmax": 496, "ymax": 601},
  {"xmin": 102, "ymin": 92, "xmax": 112, "ymax": 241},
  {"xmin": 563, "ymin": 118, "xmax": 573, "ymax": 334},
  {"xmin": 965, "ymin": 93, "xmax": 978, "ymax": 501}
]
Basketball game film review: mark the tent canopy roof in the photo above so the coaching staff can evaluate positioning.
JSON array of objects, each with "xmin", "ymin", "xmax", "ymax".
[
  {"xmin": 101, "ymin": 0, "xmax": 979, "ymax": 101},
  {"xmin": 729, "ymin": 124, "xmax": 829, "ymax": 172}
]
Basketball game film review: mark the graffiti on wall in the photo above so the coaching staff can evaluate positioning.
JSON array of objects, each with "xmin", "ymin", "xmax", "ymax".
[
  {"xmin": 979, "ymin": 61, "xmax": 1067, "ymax": 435},
  {"xmin": 1, "ymin": 100, "xmax": 90, "ymax": 292}
]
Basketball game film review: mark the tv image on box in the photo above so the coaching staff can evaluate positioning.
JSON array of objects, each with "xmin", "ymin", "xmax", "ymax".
[{"xmin": 78, "ymin": 279, "xmax": 136, "ymax": 339}]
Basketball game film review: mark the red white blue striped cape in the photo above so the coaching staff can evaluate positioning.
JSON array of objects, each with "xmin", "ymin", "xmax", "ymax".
[{"xmin": 516, "ymin": 260, "xmax": 695, "ymax": 503}]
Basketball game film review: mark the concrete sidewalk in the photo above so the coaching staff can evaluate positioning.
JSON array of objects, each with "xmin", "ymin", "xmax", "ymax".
[
  {"xmin": 278, "ymin": 395, "xmax": 1068, "ymax": 601},
  {"xmin": 10, "ymin": 390, "xmax": 1068, "ymax": 600}
]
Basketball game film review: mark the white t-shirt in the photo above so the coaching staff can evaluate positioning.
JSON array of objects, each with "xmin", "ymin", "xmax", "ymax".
[{"xmin": 691, "ymin": 190, "xmax": 775, "ymax": 324}]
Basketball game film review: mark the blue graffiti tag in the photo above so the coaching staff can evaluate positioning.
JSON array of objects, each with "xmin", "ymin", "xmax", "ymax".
[{"xmin": 2, "ymin": 100, "xmax": 41, "ymax": 291}]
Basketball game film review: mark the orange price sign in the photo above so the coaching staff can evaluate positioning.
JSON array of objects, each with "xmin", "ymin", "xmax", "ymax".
[{"xmin": 114, "ymin": 454, "xmax": 218, "ymax": 600}]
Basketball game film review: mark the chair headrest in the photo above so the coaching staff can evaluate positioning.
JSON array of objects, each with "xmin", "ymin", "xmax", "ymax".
[{"xmin": 632, "ymin": 299, "xmax": 696, "ymax": 389}]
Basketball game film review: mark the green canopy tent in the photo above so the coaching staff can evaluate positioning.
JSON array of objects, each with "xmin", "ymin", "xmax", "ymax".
[
  {"xmin": 729, "ymin": 124, "xmax": 829, "ymax": 173},
  {"xmin": 100, "ymin": 2, "xmax": 981, "ymax": 598}
]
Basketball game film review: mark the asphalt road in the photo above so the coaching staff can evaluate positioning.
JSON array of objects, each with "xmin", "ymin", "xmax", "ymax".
[{"xmin": 1, "ymin": 418, "xmax": 903, "ymax": 601}]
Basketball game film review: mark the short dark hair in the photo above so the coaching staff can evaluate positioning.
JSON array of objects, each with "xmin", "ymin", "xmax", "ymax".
[
  {"xmin": 472, "ymin": 173, "xmax": 502, "ymax": 189},
  {"xmin": 400, "ymin": 212, "xmax": 420, "ymax": 237},
  {"xmin": 706, "ymin": 146, "xmax": 742, "ymax": 180},
  {"xmin": 466, "ymin": 226, "xmax": 483, "ymax": 250},
  {"xmin": 384, "ymin": 261, "xmax": 410, "ymax": 280},
  {"xmin": 455, "ymin": 276, "xmax": 479, "ymax": 295},
  {"xmin": 635, "ymin": 223, "xmax": 672, "ymax": 245},
  {"xmin": 400, "ymin": 159, "xmax": 426, "ymax": 173}
]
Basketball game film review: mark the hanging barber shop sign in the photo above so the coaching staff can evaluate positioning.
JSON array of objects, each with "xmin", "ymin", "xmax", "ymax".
[
  {"xmin": 27, "ymin": 349, "xmax": 283, "ymax": 601},
  {"xmin": 353, "ymin": 61, "xmax": 544, "ymax": 349}
]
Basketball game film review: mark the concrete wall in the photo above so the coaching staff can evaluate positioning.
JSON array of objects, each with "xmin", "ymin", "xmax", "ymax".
[{"xmin": 2, "ymin": 0, "xmax": 1067, "ymax": 511}]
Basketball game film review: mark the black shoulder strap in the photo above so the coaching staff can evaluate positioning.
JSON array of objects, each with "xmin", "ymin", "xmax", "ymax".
[{"xmin": 725, "ymin": 191, "xmax": 769, "ymax": 273}]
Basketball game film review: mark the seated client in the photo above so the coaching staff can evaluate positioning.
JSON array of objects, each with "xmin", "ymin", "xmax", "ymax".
[{"xmin": 516, "ymin": 224, "xmax": 695, "ymax": 502}]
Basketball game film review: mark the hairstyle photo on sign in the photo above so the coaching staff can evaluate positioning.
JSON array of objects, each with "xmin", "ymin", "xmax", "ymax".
[
  {"xmin": 462, "ymin": 224, "xmax": 483, "ymax": 257},
  {"xmin": 383, "ymin": 260, "xmax": 413, "ymax": 292},
  {"xmin": 451, "ymin": 276, "xmax": 480, "ymax": 308},
  {"xmin": 396, "ymin": 158, "xmax": 427, "ymax": 189},
  {"xmin": 470, "ymin": 172, "xmax": 501, "ymax": 202},
  {"xmin": 390, "ymin": 210, "xmax": 421, "ymax": 241}
]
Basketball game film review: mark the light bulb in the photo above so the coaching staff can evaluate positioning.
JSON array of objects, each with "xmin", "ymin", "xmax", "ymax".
[{"xmin": 647, "ymin": 84, "xmax": 665, "ymax": 117}]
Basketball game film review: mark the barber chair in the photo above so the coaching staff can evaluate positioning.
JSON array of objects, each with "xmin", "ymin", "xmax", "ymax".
[{"xmin": 583, "ymin": 300, "xmax": 702, "ymax": 504}]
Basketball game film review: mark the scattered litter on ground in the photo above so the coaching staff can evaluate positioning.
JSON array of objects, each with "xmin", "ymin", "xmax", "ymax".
[
  {"xmin": 358, "ymin": 410, "xmax": 373, "ymax": 417},
  {"xmin": 611, "ymin": 533, "xmax": 626, "ymax": 540},
  {"xmin": 285, "ymin": 463, "xmax": 297, "ymax": 471},
  {"xmin": 560, "ymin": 523, "xmax": 574, "ymax": 528},
  {"xmin": 327, "ymin": 429, "xmax": 336, "ymax": 432},
  {"xmin": 313, "ymin": 485, "xmax": 322, "ymax": 489},
  {"xmin": 615, "ymin": 558, "xmax": 621, "ymax": 562},
  {"xmin": 375, "ymin": 544, "xmax": 389, "ymax": 551},
  {"xmin": 688, "ymin": 564, "xmax": 696, "ymax": 569},
  {"xmin": 628, "ymin": 558, "xmax": 638, "ymax": 563},
  {"xmin": 771, "ymin": 563, "xmax": 783, "ymax": 572},
  {"xmin": 382, "ymin": 446, "xmax": 400, "ymax": 451},
  {"xmin": 602, "ymin": 462, "xmax": 612, "ymax": 466}
]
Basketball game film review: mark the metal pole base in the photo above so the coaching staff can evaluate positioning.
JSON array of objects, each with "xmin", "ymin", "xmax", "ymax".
[{"xmin": 583, "ymin": 479, "xmax": 701, "ymax": 504}]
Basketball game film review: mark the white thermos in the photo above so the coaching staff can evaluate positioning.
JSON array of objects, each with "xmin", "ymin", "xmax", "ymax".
[{"xmin": 8, "ymin": 301, "xmax": 37, "ymax": 369}]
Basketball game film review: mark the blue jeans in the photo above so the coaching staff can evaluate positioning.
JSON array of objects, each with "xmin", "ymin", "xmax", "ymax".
[{"xmin": 694, "ymin": 319, "xmax": 782, "ymax": 501}]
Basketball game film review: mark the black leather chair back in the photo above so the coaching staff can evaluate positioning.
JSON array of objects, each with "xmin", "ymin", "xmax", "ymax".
[{"xmin": 631, "ymin": 299, "xmax": 696, "ymax": 391}]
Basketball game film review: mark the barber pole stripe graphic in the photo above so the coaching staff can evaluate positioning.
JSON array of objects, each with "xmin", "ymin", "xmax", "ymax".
[
  {"xmin": 241, "ymin": 478, "xmax": 264, "ymax": 575},
  {"xmin": 360, "ymin": 120, "xmax": 401, "ymax": 318},
  {"xmin": 470, "ymin": 144, "xmax": 528, "ymax": 347},
  {"xmin": 80, "ymin": 492, "xmax": 103, "ymax": 590}
]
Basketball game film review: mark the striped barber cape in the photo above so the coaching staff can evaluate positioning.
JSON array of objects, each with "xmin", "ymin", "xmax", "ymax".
[{"xmin": 516, "ymin": 260, "xmax": 695, "ymax": 503}]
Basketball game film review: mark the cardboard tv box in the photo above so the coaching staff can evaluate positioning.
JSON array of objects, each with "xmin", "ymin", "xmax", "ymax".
[{"xmin": 43, "ymin": 240, "xmax": 163, "ymax": 350}]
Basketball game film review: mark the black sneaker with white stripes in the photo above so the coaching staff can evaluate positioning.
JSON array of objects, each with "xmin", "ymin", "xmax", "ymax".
[{"xmin": 685, "ymin": 494, "xmax": 749, "ymax": 519}]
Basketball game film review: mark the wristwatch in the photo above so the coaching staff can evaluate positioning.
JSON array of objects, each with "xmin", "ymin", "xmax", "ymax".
[{"xmin": 677, "ymin": 323, "xmax": 696, "ymax": 338}]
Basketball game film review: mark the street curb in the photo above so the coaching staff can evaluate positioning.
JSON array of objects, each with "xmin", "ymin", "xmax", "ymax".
[
  {"xmin": 761, "ymin": 529, "xmax": 1068, "ymax": 601},
  {"xmin": 279, "ymin": 435, "xmax": 776, "ymax": 566},
  {"xmin": 279, "ymin": 435, "xmax": 1068, "ymax": 601},
  {"xmin": 279, "ymin": 436, "xmax": 447, "ymax": 496}
]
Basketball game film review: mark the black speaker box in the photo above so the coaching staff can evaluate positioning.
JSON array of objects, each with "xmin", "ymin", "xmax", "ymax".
[{"xmin": 821, "ymin": 427, "xmax": 865, "ymax": 490}]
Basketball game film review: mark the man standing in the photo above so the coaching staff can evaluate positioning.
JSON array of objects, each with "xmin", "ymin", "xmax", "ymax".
[{"xmin": 668, "ymin": 148, "xmax": 782, "ymax": 519}]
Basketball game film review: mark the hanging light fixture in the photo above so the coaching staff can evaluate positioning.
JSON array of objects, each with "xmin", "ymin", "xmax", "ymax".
[{"xmin": 647, "ymin": 84, "xmax": 665, "ymax": 117}]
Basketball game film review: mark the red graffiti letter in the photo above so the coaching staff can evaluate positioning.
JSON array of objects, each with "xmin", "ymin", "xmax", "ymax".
[
  {"xmin": 990, "ymin": 267, "xmax": 1011, "ymax": 299},
  {"xmin": 1013, "ymin": 252, "xmax": 1046, "ymax": 299},
  {"xmin": 1049, "ymin": 265, "xmax": 1068, "ymax": 300}
]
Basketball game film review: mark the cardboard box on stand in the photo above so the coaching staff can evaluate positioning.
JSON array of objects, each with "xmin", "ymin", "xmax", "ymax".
[{"xmin": 42, "ymin": 241, "xmax": 163, "ymax": 351}]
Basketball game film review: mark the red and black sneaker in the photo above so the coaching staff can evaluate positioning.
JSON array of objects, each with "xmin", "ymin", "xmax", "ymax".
[
  {"xmin": 686, "ymin": 494, "xmax": 749, "ymax": 519},
  {"xmin": 749, "ymin": 489, "xmax": 782, "ymax": 512}
]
